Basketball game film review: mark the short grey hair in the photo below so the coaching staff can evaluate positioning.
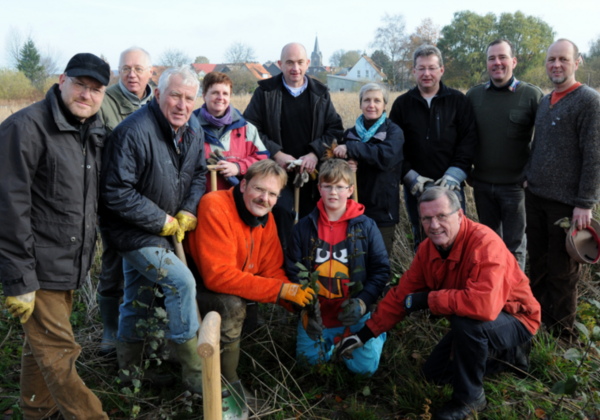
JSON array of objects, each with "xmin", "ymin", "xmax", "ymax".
[
  {"xmin": 359, "ymin": 83, "xmax": 389, "ymax": 105},
  {"xmin": 119, "ymin": 46, "xmax": 152, "ymax": 68},
  {"xmin": 413, "ymin": 44, "xmax": 444, "ymax": 68},
  {"xmin": 418, "ymin": 187, "xmax": 460, "ymax": 214},
  {"xmin": 157, "ymin": 66, "xmax": 199, "ymax": 97}
]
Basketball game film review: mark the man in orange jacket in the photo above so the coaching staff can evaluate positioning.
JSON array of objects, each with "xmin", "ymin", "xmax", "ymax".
[
  {"xmin": 336, "ymin": 187, "xmax": 541, "ymax": 420},
  {"xmin": 187, "ymin": 159, "xmax": 316, "ymax": 398}
]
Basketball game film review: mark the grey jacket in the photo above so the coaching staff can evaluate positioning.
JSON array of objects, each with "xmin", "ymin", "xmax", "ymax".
[
  {"xmin": 98, "ymin": 82, "xmax": 152, "ymax": 137},
  {"xmin": 0, "ymin": 86, "xmax": 106, "ymax": 296},
  {"xmin": 522, "ymin": 85, "xmax": 600, "ymax": 209}
]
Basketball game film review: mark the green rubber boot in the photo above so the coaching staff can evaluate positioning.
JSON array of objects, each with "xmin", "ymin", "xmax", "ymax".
[
  {"xmin": 221, "ymin": 339, "xmax": 241, "ymax": 383},
  {"xmin": 172, "ymin": 337, "xmax": 203, "ymax": 394},
  {"xmin": 116, "ymin": 340, "xmax": 174, "ymax": 385}
]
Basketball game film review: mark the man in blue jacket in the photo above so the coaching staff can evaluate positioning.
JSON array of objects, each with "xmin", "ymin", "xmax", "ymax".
[{"xmin": 100, "ymin": 66, "xmax": 207, "ymax": 393}]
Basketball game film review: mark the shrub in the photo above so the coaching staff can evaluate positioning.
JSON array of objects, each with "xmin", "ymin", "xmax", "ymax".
[{"xmin": 0, "ymin": 68, "xmax": 39, "ymax": 100}]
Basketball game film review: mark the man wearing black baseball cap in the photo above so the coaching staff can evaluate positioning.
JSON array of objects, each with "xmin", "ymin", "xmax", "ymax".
[{"xmin": 0, "ymin": 53, "xmax": 110, "ymax": 419}]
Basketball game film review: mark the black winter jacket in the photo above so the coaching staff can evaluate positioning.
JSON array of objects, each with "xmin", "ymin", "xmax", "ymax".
[
  {"xmin": 0, "ymin": 85, "xmax": 106, "ymax": 296},
  {"xmin": 340, "ymin": 119, "xmax": 404, "ymax": 226},
  {"xmin": 100, "ymin": 99, "xmax": 207, "ymax": 252},
  {"xmin": 390, "ymin": 81, "xmax": 478, "ymax": 180},
  {"xmin": 243, "ymin": 74, "xmax": 344, "ymax": 158}
]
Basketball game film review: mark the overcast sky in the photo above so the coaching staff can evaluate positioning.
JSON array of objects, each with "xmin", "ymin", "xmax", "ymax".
[{"xmin": 1, "ymin": 0, "xmax": 599, "ymax": 70}]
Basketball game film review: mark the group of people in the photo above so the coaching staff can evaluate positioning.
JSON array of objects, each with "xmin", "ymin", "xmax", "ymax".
[{"xmin": 1, "ymin": 35, "xmax": 599, "ymax": 420}]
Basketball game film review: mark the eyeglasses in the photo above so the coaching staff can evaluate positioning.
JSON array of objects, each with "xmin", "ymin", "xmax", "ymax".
[
  {"xmin": 120, "ymin": 66, "xmax": 149, "ymax": 75},
  {"xmin": 420, "ymin": 209, "xmax": 459, "ymax": 225},
  {"xmin": 320, "ymin": 185, "xmax": 350, "ymax": 192},
  {"xmin": 416, "ymin": 66, "xmax": 441, "ymax": 73},
  {"xmin": 252, "ymin": 185, "xmax": 280, "ymax": 199},
  {"xmin": 68, "ymin": 77, "xmax": 105, "ymax": 98}
]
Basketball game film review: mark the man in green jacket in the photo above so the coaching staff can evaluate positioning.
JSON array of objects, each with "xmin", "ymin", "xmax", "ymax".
[
  {"xmin": 97, "ymin": 47, "xmax": 154, "ymax": 355},
  {"xmin": 466, "ymin": 39, "xmax": 543, "ymax": 271}
]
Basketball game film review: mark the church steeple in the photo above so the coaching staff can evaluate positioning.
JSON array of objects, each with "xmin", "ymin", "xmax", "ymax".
[{"xmin": 311, "ymin": 35, "xmax": 323, "ymax": 68}]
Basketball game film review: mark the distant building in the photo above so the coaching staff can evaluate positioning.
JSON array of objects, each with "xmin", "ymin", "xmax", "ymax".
[
  {"xmin": 327, "ymin": 55, "xmax": 386, "ymax": 92},
  {"xmin": 263, "ymin": 61, "xmax": 281, "ymax": 77},
  {"xmin": 211, "ymin": 63, "xmax": 271, "ymax": 81},
  {"xmin": 307, "ymin": 36, "xmax": 329, "ymax": 78}
]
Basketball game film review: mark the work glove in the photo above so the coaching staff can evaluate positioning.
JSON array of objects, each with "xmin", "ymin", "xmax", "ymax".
[
  {"xmin": 434, "ymin": 167, "xmax": 467, "ymax": 192},
  {"xmin": 174, "ymin": 211, "xmax": 197, "ymax": 243},
  {"xmin": 159, "ymin": 215, "xmax": 179, "ymax": 237},
  {"xmin": 6, "ymin": 291, "xmax": 36, "ymax": 324},
  {"xmin": 208, "ymin": 151, "xmax": 240, "ymax": 186},
  {"xmin": 403, "ymin": 170, "xmax": 434, "ymax": 197},
  {"xmin": 278, "ymin": 283, "xmax": 316, "ymax": 307},
  {"xmin": 301, "ymin": 304, "xmax": 323, "ymax": 341},
  {"xmin": 403, "ymin": 292, "xmax": 430, "ymax": 315},
  {"xmin": 335, "ymin": 334, "xmax": 364, "ymax": 360},
  {"xmin": 337, "ymin": 298, "xmax": 366, "ymax": 326}
]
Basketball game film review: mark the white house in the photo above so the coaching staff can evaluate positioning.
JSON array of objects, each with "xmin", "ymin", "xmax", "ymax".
[{"xmin": 327, "ymin": 55, "xmax": 386, "ymax": 92}]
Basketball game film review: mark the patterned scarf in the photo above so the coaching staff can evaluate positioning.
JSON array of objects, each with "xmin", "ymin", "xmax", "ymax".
[
  {"xmin": 355, "ymin": 112, "xmax": 387, "ymax": 142},
  {"xmin": 201, "ymin": 103, "xmax": 233, "ymax": 128}
]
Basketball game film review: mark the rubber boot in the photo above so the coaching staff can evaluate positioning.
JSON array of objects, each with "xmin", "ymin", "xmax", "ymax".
[
  {"xmin": 98, "ymin": 294, "xmax": 119, "ymax": 356},
  {"xmin": 116, "ymin": 340, "xmax": 174, "ymax": 385},
  {"xmin": 221, "ymin": 339, "xmax": 241, "ymax": 383},
  {"xmin": 172, "ymin": 338, "xmax": 203, "ymax": 394}
]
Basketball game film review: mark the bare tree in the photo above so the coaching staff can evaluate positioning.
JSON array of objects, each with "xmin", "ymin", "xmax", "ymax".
[
  {"xmin": 225, "ymin": 42, "xmax": 256, "ymax": 64},
  {"xmin": 412, "ymin": 18, "xmax": 441, "ymax": 46},
  {"xmin": 371, "ymin": 13, "xmax": 411, "ymax": 89},
  {"xmin": 40, "ymin": 46, "xmax": 63, "ymax": 78},
  {"xmin": 159, "ymin": 48, "xmax": 191, "ymax": 67},
  {"xmin": 5, "ymin": 26, "xmax": 25, "ymax": 69}
]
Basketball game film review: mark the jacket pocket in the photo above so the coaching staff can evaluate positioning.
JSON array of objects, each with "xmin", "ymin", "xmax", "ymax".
[
  {"xmin": 507, "ymin": 110, "xmax": 533, "ymax": 139},
  {"xmin": 47, "ymin": 155, "xmax": 58, "ymax": 198}
]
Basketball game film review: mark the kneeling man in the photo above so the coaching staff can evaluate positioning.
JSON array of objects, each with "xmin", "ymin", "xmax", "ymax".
[
  {"xmin": 187, "ymin": 159, "xmax": 316, "ymax": 394},
  {"xmin": 337, "ymin": 187, "xmax": 540, "ymax": 420}
]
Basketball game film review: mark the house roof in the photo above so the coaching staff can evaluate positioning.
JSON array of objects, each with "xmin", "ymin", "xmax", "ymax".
[
  {"xmin": 362, "ymin": 55, "xmax": 386, "ymax": 79},
  {"xmin": 191, "ymin": 63, "xmax": 216, "ymax": 74},
  {"xmin": 244, "ymin": 63, "xmax": 271, "ymax": 80},
  {"xmin": 151, "ymin": 66, "xmax": 167, "ymax": 86}
]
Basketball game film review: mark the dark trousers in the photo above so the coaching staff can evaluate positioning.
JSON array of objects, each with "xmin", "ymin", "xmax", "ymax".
[
  {"xmin": 98, "ymin": 229, "xmax": 124, "ymax": 298},
  {"xmin": 404, "ymin": 187, "xmax": 466, "ymax": 252},
  {"xmin": 473, "ymin": 180, "xmax": 527, "ymax": 271},
  {"xmin": 525, "ymin": 189, "xmax": 580, "ymax": 335},
  {"xmin": 377, "ymin": 225, "xmax": 396, "ymax": 285},
  {"xmin": 273, "ymin": 180, "xmax": 318, "ymax": 251},
  {"xmin": 422, "ymin": 313, "xmax": 532, "ymax": 404}
]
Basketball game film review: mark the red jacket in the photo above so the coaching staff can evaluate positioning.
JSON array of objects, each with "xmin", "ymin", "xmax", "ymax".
[
  {"xmin": 367, "ymin": 217, "xmax": 541, "ymax": 336},
  {"xmin": 186, "ymin": 188, "xmax": 291, "ymax": 305}
]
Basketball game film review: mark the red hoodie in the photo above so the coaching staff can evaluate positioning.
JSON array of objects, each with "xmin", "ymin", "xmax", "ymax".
[{"xmin": 315, "ymin": 198, "xmax": 365, "ymax": 328}]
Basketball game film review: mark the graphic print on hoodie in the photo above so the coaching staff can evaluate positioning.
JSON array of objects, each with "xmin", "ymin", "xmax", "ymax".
[{"xmin": 314, "ymin": 198, "xmax": 365, "ymax": 328}]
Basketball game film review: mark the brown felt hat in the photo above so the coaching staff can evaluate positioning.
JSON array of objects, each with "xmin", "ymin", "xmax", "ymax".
[{"xmin": 566, "ymin": 219, "xmax": 600, "ymax": 264}]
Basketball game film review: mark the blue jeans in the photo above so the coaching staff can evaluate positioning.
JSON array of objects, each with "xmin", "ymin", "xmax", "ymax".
[
  {"xmin": 404, "ymin": 187, "xmax": 466, "ymax": 252},
  {"xmin": 473, "ymin": 180, "xmax": 527, "ymax": 271},
  {"xmin": 422, "ymin": 313, "xmax": 532, "ymax": 404},
  {"xmin": 118, "ymin": 247, "xmax": 199, "ymax": 344},
  {"xmin": 296, "ymin": 313, "xmax": 387, "ymax": 376}
]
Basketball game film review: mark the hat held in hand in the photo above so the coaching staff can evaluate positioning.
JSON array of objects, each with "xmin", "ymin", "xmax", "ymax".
[{"xmin": 565, "ymin": 219, "xmax": 600, "ymax": 264}]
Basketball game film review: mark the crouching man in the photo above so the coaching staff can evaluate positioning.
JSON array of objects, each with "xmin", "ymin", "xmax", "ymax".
[
  {"xmin": 186, "ymin": 159, "xmax": 316, "ymax": 397},
  {"xmin": 100, "ymin": 66, "xmax": 207, "ymax": 392},
  {"xmin": 336, "ymin": 187, "xmax": 541, "ymax": 420}
]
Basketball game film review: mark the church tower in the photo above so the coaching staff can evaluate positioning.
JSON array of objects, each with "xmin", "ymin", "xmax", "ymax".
[{"xmin": 311, "ymin": 36, "xmax": 323, "ymax": 68}]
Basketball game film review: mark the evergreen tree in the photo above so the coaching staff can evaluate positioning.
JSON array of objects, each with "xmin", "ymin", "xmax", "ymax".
[{"xmin": 17, "ymin": 38, "xmax": 45, "ymax": 89}]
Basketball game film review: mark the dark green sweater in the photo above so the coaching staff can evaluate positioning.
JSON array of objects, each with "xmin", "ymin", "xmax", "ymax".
[{"xmin": 467, "ymin": 81, "xmax": 543, "ymax": 184}]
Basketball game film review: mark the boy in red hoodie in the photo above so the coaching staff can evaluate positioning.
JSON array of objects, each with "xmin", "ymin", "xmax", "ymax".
[{"xmin": 285, "ymin": 159, "xmax": 389, "ymax": 375}]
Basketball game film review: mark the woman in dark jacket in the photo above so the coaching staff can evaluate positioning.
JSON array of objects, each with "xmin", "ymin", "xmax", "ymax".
[{"xmin": 334, "ymin": 83, "xmax": 404, "ymax": 257}]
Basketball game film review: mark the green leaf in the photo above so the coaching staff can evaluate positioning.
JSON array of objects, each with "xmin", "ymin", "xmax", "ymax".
[
  {"xmin": 154, "ymin": 288, "xmax": 164, "ymax": 298},
  {"xmin": 149, "ymin": 340, "xmax": 159, "ymax": 350},
  {"xmin": 158, "ymin": 268, "xmax": 169, "ymax": 280},
  {"xmin": 564, "ymin": 375, "xmax": 581, "ymax": 395},
  {"xmin": 311, "ymin": 271, "xmax": 320, "ymax": 282},
  {"xmin": 550, "ymin": 381, "xmax": 565, "ymax": 395},
  {"xmin": 362, "ymin": 385, "xmax": 371, "ymax": 396},
  {"xmin": 131, "ymin": 405, "xmax": 141, "ymax": 417},
  {"xmin": 313, "ymin": 282, "xmax": 320, "ymax": 294},
  {"xmin": 334, "ymin": 271, "xmax": 349, "ymax": 280},
  {"xmin": 154, "ymin": 307, "xmax": 168, "ymax": 319},
  {"xmin": 350, "ymin": 281, "xmax": 364, "ymax": 295},
  {"xmin": 593, "ymin": 326, "xmax": 600, "ymax": 341},
  {"xmin": 347, "ymin": 282, "xmax": 355, "ymax": 287},
  {"xmin": 298, "ymin": 271, "xmax": 309, "ymax": 278},
  {"xmin": 146, "ymin": 263, "xmax": 157, "ymax": 272},
  {"xmin": 132, "ymin": 379, "xmax": 142, "ymax": 389},
  {"xmin": 574, "ymin": 321, "xmax": 589, "ymax": 339},
  {"xmin": 132, "ymin": 300, "xmax": 149, "ymax": 309},
  {"xmin": 163, "ymin": 258, "xmax": 174, "ymax": 265},
  {"xmin": 121, "ymin": 369, "xmax": 130, "ymax": 377},
  {"xmin": 564, "ymin": 348, "xmax": 582, "ymax": 363},
  {"xmin": 295, "ymin": 262, "xmax": 308, "ymax": 271},
  {"xmin": 121, "ymin": 386, "xmax": 134, "ymax": 397},
  {"xmin": 352, "ymin": 266, "xmax": 365, "ymax": 274}
]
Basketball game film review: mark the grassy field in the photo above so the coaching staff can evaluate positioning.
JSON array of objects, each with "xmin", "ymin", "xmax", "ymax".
[{"xmin": 1, "ymin": 92, "xmax": 600, "ymax": 419}]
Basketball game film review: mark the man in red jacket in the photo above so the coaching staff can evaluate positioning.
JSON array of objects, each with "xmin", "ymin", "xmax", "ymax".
[{"xmin": 336, "ymin": 187, "xmax": 540, "ymax": 420}]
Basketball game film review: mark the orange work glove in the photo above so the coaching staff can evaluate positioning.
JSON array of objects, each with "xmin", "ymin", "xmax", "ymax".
[{"xmin": 278, "ymin": 283, "xmax": 315, "ymax": 307}]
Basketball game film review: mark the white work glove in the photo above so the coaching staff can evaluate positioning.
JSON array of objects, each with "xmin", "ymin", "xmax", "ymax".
[
  {"xmin": 334, "ymin": 334, "xmax": 364, "ymax": 360},
  {"xmin": 6, "ymin": 291, "xmax": 36, "ymax": 324}
]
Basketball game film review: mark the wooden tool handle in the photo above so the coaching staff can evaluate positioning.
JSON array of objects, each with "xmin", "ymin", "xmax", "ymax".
[
  {"xmin": 198, "ymin": 311, "xmax": 222, "ymax": 420},
  {"xmin": 352, "ymin": 172, "xmax": 358, "ymax": 203}
]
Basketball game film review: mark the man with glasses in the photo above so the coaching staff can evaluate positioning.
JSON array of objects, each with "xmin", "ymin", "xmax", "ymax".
[
  {"xmin": 0, "ymin": 53, "xmax": 111, "ymax": 419},
  {"xmin": 390, "ymin": 45, "xmax": 477, "ymax": 251},
  {"xmin": 336, "ymin": 187, "xmax": 540, "ymax": 420},
  {"xmin": 97, "ymin": 47, "xmax": 154, "ymax": 355},
  {"xmin": 187, "ymin": 159, "xmax": 317, "ymax": 401}
]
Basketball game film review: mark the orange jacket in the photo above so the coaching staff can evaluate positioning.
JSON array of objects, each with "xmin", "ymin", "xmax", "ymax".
[
  {"xmin": 367, "ymin": 217, "xmax": 541, "ymax": 336},
  {"xmin": 187, "ymin": 188, "xmax": 291, "ymax": 304}
]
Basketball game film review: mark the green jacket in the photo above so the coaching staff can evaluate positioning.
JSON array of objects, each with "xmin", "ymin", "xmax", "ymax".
[{"xmin": 99, "ymin": 83, "xmax": 152, "ymax": 136}]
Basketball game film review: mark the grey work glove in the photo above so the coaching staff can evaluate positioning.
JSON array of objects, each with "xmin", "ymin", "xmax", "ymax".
[
  {"xmin": 434, "ymin": 167, "xmax": 467, "ymax": 192},
  {"xmin": 337, "ymin": 298, "xmax": 366, "ymax": 326},
  {"xmin": 301, "ymin": 306, "xmax": 323, "ymax": 341},
  {"xmin": 404, "ymin": 170, "xmax": 434, "ymax": 197}
]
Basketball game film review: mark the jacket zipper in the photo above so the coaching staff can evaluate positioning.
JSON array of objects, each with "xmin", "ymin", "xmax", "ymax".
[{"xmin": 242, "ymin": 227, "xmax": 254, "ymax": 271}]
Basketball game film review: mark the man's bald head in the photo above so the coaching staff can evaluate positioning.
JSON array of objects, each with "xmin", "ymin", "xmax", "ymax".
[
  {"xmin": 278, "ymin": 43, "xmax": 310, "ymax": 88},
  {"xmin": 280, "ymin": 43, "xmax": 308, "ymax": 62}
]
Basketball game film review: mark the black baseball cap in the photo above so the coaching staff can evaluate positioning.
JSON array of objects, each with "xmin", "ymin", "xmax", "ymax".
[{"xmin": 64, "ymin": 53, "xmax": 111, "ymax": 86}]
